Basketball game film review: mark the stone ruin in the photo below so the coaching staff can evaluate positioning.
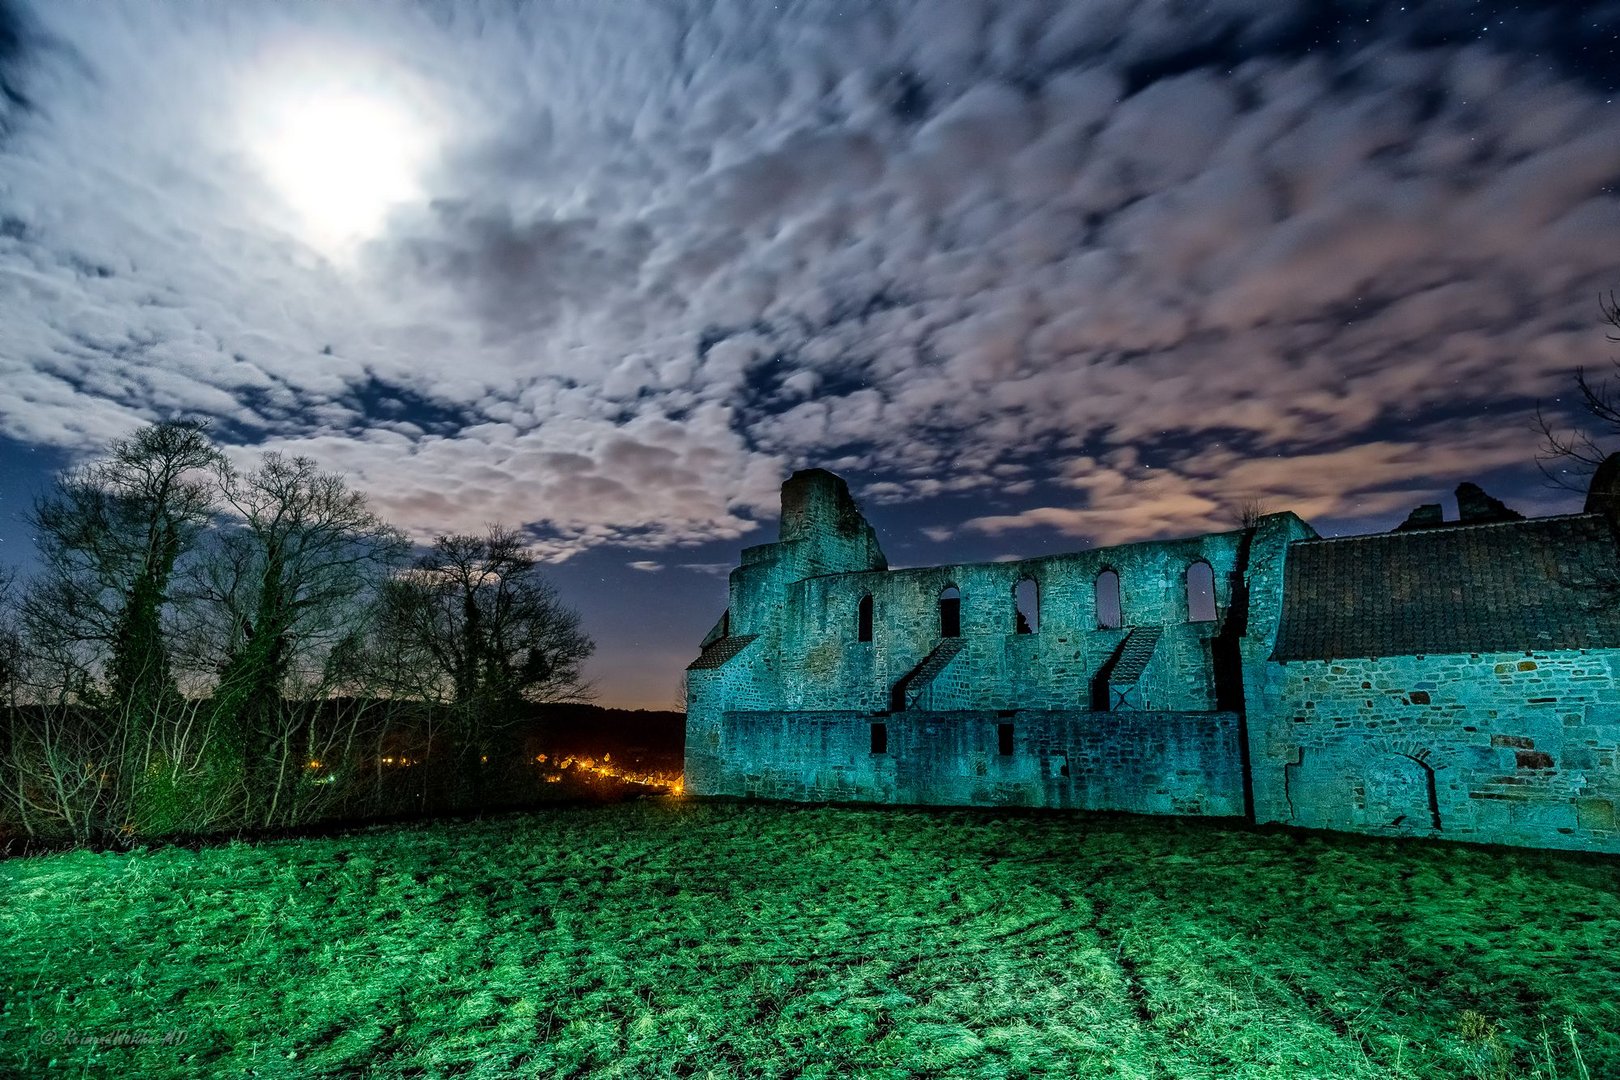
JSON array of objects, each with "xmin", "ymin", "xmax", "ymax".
[{"xmin": 687, "ymin": 467, "xmax": 1620, "ymax": 854}]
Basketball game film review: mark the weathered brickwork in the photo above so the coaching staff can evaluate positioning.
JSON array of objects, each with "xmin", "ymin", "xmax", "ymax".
[
  {"xmin": 784, "ymin": 556, "xmax": 1234, "ymax": 716},
  {"xmin": 707, "ymin": 709, "xmax": 1246, "ymax": 814},
  {"xmin": 1250, "ymin": 651, "xmax": 1620, "ymax": 852},
  {"xmin": 690, "ymin": 468, "xmax": 1620, "ymax": 855}
]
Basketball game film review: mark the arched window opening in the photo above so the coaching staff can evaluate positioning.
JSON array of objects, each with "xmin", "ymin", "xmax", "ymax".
[
  {"xmin": 1186, "ymin": 560, "xmax": 1216, "ymax": 622},
  {"xmin": 857, "ymin": 594, "xmax": 874, "ymax": 642},
  {"xmin": 939, "ymin": 585, "xmax": 961, "ymax": 638},
  {"xmin": 1014, "ymin": 577, "xmax": 1039, "ymax": 634},
  {"xmin": 1095, "ymin": 569, "xmax": 1122, "ymax": 630}
]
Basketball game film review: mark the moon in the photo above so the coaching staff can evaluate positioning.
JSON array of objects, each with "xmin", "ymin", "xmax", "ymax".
[{"xmin": 250, "ymin": 81, "xmax": 433, "ymax": 250}]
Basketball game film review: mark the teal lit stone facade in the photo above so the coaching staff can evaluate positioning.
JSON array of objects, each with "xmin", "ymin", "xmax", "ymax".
[
  {"xmin": 1248, "ymin": 651, "xmax": 1620, "ymax": 850},
  {"xmin": 688, "ymin": 469, "xmax": 1620, "ymax": 855},
  {"xmin": 707, "ymin": 709, "xmax": 1246, "ymax": 815}
]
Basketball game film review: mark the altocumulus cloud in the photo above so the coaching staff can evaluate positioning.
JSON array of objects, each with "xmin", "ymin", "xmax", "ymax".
[{"xmin": 0, "ymin": 0, "xmax": 1618, "ymax": 558}]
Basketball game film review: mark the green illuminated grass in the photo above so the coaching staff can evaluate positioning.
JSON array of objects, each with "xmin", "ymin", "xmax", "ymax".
[{"xmin": 1, "ymin": 803, "xmax": 1616, "ymax": 1078}]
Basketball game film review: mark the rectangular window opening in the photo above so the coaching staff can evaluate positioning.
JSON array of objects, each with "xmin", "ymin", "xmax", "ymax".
[
  {"xmin": 870, "ymin": 722, "xmax": 888, "ymax": 755},
  {"xmin": 997, "ymin": 722, "xmax": 1014, "ymax": 756}
]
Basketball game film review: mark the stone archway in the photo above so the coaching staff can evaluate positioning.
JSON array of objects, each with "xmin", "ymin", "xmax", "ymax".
[{"xmin": 1356, "ymin": 743, "xmax": 1442, "ymax": 831}]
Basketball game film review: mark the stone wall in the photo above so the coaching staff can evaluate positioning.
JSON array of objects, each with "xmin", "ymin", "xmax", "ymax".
[
  {"xmin": 685, "ymin": 642, "xmax": 773, "ymax": 796},
  {"xmin": 688, "ymin": 468, "xmax": 1620, "ymax": 856},
  {"xmin": 689, "ymin": 470, "xmax": 1311, "ymax": 823},
  {"xmin": 704, "ymin": 709, "xmax": 1246, "ymax": 815},
  {"xmin": 1237, "ymin": 511, "xmax": 1324, "ymax": 819},
  {"xmin": 1250, "ymin": 650, "xmax": 1620, "ymax": 853},
  {"xmin": 776, "ymin": 529, "xmax": 1272, "ymax": 715}
]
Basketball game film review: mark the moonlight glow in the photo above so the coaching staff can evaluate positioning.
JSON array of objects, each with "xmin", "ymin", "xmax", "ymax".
[{"xmin": 253, "ymin": 88, "xmax": 431, "ymax": 249}]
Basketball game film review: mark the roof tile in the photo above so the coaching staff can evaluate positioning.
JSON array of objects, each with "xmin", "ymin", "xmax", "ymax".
[
  {"xmin": 687, "ymin": 634, "xmax": 759, "ymax": 670},
  {"xmin": 1273, "ymin": 515, "xmax": 1620, "ymax": 660}
]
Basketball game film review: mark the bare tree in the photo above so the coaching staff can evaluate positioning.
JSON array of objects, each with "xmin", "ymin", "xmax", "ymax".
[
  {"xmin": 0, "ymin": 565, "xmax": 19, "ymax": 707},
  {"xmin": 672, "ymin": 670, "xmax": 689, "ymax": 714},
  {"xmin": 1234, "ymin": 498, "xmax": 1269, "ymax": 531},
  {"xmin": 2, "ymin": 562, "xmax": 224, "ymax": 842},
  {"xmin": 184, "ymin": 451, "xmax": 407, "ymax": 825},
  {"xmin": 10, "ymin": 421, "xmax": 228, "ymax": 838},
  {"xmin": 3, "ymin": 432, "xmax": 603, "ymax": 837},
  {"xmin": 0, "ymin": 566, "xmax": 23, "ymax": 841},
  {"xmin": 23, "ymin": 420, "xmax": 221, "ymax": 724},
  {"xmin": 382, "ymin": 526, "xmax": 594, "ymax": 709},
  {"xmin": 379, "ymin": 526, "xmax": 594, "ymax": 803},
  {"xmin": 1536, "ymin": 291, "xmax": 1620, "ymax": 488}
]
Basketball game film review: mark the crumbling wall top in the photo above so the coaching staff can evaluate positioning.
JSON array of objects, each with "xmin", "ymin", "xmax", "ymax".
[
  {"xmin": 777, "ymin": 468, "xmax": 887, "ymax": 574},
  {"xmin": 781, "ymin": 469, "xmax": 866, "ymax": 540}
]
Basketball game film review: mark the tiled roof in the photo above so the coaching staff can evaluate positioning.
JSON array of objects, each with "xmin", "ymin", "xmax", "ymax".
[
  {"xmin": 1109, "ymin": 626, "xmax": 1163, "ymax": 685},
  {"xmin": 1272, "ymin": 514, "xmax": 1620, "ymax": 661},
  {"xmin": 687, "ymin": 634, "xmax": 759, "ymax": 670}
]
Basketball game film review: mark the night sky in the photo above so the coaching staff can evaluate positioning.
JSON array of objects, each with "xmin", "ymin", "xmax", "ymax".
[{"xmin": 1, "ymin": 1, "xmax": 1618, "ymax": 708}]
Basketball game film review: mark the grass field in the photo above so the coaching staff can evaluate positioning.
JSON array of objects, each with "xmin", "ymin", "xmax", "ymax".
[{"xmin": 1, "ymin": 801, "xmax": 1616, "ymax": 1079}]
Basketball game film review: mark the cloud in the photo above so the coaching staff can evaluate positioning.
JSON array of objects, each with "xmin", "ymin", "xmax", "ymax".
[
  {"xmin": 0, "ymin": 0, "xmax": 32, "ymax": 140},
  {"xmin": 676, "ymin": 562, "xmax": 733, "ymax": 577},
  {"xmin": 962, "ymin": 421, "xmax": 1556, "ymax": 547},
  {"xmin": 0, "ymin": 0, "xmax": 1616, "ymax": 560},
  {"xmin": 627, "ymin": 560, "xmax": 663, "ymax": 573}
]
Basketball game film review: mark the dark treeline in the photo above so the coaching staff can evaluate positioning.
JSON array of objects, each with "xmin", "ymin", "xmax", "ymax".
[
  {"xmin": 524, "ymin": 703, "xmax": 683, "ymax": 761},
  {"xmin": 0, "ymin": 420, "xmax": 603, "ymax": 846}
]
